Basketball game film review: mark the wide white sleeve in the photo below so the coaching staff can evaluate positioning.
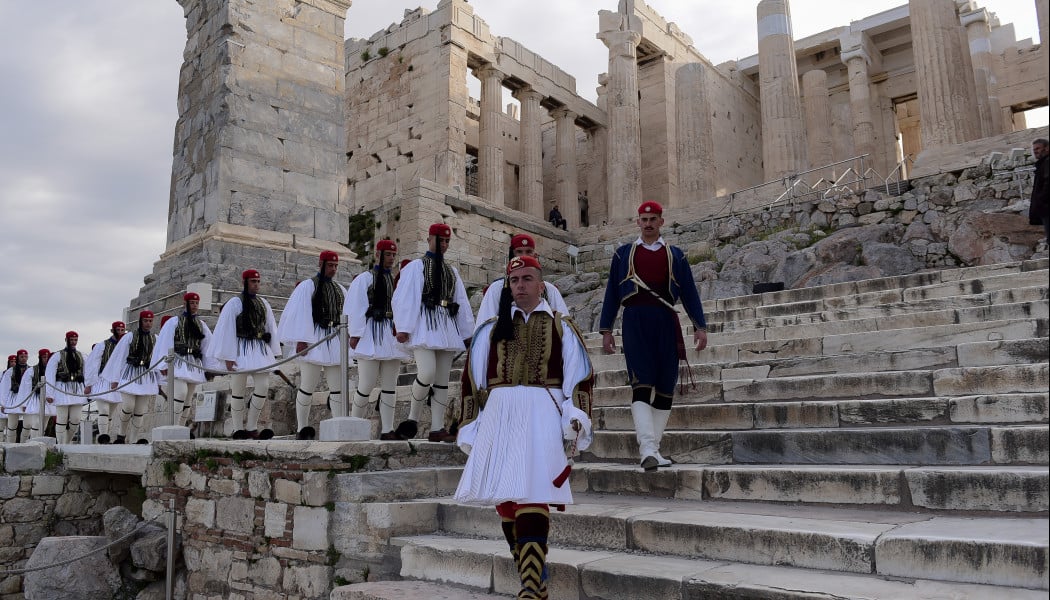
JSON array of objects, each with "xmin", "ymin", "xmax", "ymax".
[
  {"xmin": 263, "ymin": 299, "xmax": 282, "ymax": 357},
  {"xmin": 207, "ymin": 298, "xmax": 242, "ymax": 363},
  {"xmin": 345, "ymin": 271, "xmax": 372, "ymax": 338},
  {"xmin": 451, "ymin": 266, "xmax": 475, "ymax": 340},
  {"xmin": 83, "ymin": 343, "xmax": 104, "ymax": 387},
  {"xmin": 101, "ymin": 334, "xmax": 133, "ymax": 383},
  {"xmin": 392, "ymin": 260, "xmax": 423, "ymax": 335},
  {"xmin": 558, "ymin": 319, "xmax": 594, "ymax": 451},
  {"xmin": 198, "ymin": 320, "xmax": 220, "ymax": 371},
  {"xmin": 150, "ymin": 318, "xmax": 178, "ymax": 371},
  {"xmin": 0, "ymin": 371, "xmax": 10, "ymax": 407},
  {"xmin": 545, "ymin": 281, "xmax": 570, "ymax": 315},
  {"xmin": 475, "ymin": 278, "xmax": 504, "ymax": 326},
  {"xmin": 277, "ymin": 280, "xmax": 315, "ymax": 344},
  {"xmin": 18, "ymin": 370, "xmax": 36, "ymax": 403},
  {"xmin": 44, "ymin": 353, "xmax": 60, "ymax": 390}
]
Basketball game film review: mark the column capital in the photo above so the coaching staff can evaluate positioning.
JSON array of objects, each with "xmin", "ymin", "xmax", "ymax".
[
  {"xmin": 550, "ymin": 107, "xmax": 577, "ymax": 121},
  {"xmin": 840, "ymin": 47, "xmax": 872, "ymax": 67},
  {"xmin": 474, "ymin": 64, "xmax": 504, "ymax": 81},
  {"xmin": 597, "ymin": 30, "xmax": 641, "ymax": 57},
  {"xmin": 512, "ymin": 86, "xmax": 544, "ymax": 103},
  {"xmin": 959, "ymin": 8, "xmax": 989, "ymax": 28}
]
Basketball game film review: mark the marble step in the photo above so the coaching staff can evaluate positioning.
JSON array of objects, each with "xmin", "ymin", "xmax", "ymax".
[
  {"xmin": 566, "ymin": 462, "xmax": 1049, "ymax": 513},
  {"xmin": 710, "ymin": 297, "xmax": 1047, "ymax": 340},
  {"xmin": 711, "ymin": 259, "xmax": 1047, "ymax": 313},
  {"xmin": 593, "ymin": 393, "xmax": 1050, "ymax": 431},
  {"xmin": 332, "ymin": 580, "xmax": 507, "ymax": 600},
  {"xmin": 585, "ymin": 425, "xmax": 1049, "ymax": 466},
  {"xmin": 428, "ymin": 495, "xmax": 1049, "ymax": 589},
  {"xmin": 592, "ymin": 363, "xmax": 1049, "ymax": 407},
  {"xmin": 392, "ymin": 534, "xmax": 1048, "ymax": 599}
]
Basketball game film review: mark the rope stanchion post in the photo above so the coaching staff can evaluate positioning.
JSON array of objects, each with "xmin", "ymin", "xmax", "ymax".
[
  {"xmin": 166, "ymin": 350, "xmax": 176, "ymax": 427},
  {"xmin": 338, "ymin": 314, "xmax": 349, "ymax": 418},
  {"xmin": 166, "ymin": 498, "xmax": 176, "ymax": 600},
  {"xmin": 37, "ymin": 382, "xmax": 46, "ymax": 440},
  {"xmin": 79, "ymin": 404, "xmax": 91, "ymax": 445}
]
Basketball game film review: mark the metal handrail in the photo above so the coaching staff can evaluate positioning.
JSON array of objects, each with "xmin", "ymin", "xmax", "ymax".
[{"xmin": 883, "ymin": 156, "xmax": 914, "ymax": 194}]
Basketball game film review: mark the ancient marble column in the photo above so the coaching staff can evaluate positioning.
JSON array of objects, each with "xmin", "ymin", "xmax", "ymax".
[
  {"xmin": 552, "ymin": 107, "xmax": 580, "ymax": 229},
  {"xmin": 960, "ymin": 7, "xmax": 1004, "ymax": 137},
  {"xmin": 801, "ymin": 69, "xmax": 833, "ymax": 172},
  {"xmin": 757, "ymin": 0, "xmax": 807, "ymax": 179},
  {"xmin": 598, "ymin": 29, "xmax": 643, "ymax": 222},
  {"xmin": 909, "ymin": 0, "xmax": 980, "ymax": 147},
  {"xmin": 477, "ymin": 65, "xmax": 505, "ymax": 206},
  {"xmin": 676, "ymin": 63, "xmax": 715, "ymax": 202},
  {"xmin": 513, "ymin": 87, "xmax": 544, "ymax": 220},
  {"xmin": 588, "ymin": 75, "xmax": 610, "ymax": 227},
  {"xmin": 841, "ymin": 47, "xmax": 876, "ymax": 163}
]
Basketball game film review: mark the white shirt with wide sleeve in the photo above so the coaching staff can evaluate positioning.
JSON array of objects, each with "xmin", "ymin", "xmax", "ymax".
[
  {"xmin": 391, "ymin": 258, "xmax": 475, "ymax": 351},
  {"xmin": 207, "ymin": 296, "xmax": 281, "ymax": 372},
  {"xmin": 277, "ymin": 278, "xmax": 346, "ymax": 366},
  {"xmin": 345, "ymin": 270, "xmax": 410, "ymax": 361},
  {"xmin": 151, "ymin": 315, "xmax": 216, "ymax": 383}
]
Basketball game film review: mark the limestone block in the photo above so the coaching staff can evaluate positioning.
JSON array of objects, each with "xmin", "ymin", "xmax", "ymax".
[
  {"xmin": 0, "ymin": 475, "xmax": 19, "ymax": 499},
  {"xmin": 274, "ymin": 479, "xmax": 303, "ymax": 505},
  {"xmin": 991, "ymin": 426, "xmax": 1049, "ymax": 464},
  {"xmin": 399, "ymin": 535, "xmax": 497, "ymax": 589},
  {"xmin": 731, "ymin": 427, "xmax": 991, "ymax": 465},
  {"xmin": 283, "ymin": 564, "xmax": 333, "ymax": 597},
  {"xmin": 3, "ymin": 444, "xmax": 46, "ymax": 473},
  {"xmin": 291, "ymin": 506, "xmax": 330, "ymax": 550},
  {"xmin": 754, "ymin": 402, "xmax": 838, "ymax": 429},
  {"xmin": 55, "ymin": 492, "xmax": 95, "ymax": 519},
  {"xmin": 248, "ymin": 471, "xmax": 272, "ymax": 500},
  {"xmin": 30, "ymin": 475, "xmax": 64, "ymax": 496},
  {"xmin": 0, "ymin": 497, "xmax": 44, "ymax": 523},
  {"xmin": 949, "ymin": 393, "xmax": 1048, "ymax": 423},
  {"xmin": 874, "ymin": 517, "xmax": 1048, "ymax": 588},
  {"xmin": 265, "ymin": 502, "xmax": 287, "ymax": 538},
  {"xmin": 131, "ymin": 528, "xmax": 177, "ymax": 571},
  {"xmin": 933, "ymin": 364, "xmax": 1049, "ymax": 396},
  {"xmin": 208, "ymin": 478, "xmax": 240, "ymax": 496},
  {"xmin": 185, "ymin": 497, "xmax": 216, "ymax": 529},
  {"xmin": 103, "ymin": 506, "xmax": 140, "ymax": 563},
  {"xmin": 703, "ymin": 465, "xmax": 902, "ymax": 505},
  {"xmin": 301, "ymin": 471, "xmax": 328, "ymax": 507},
  {"xmin": 319, "ymin": 417, "xmax": 371, "ymax": 441},
  {"xmin": 23, "ymin": 537, "xmax": 121, "ymax": 600},
  {"xmin": 173, "ymin": 463, "xmax": 208, "ymax": 491},
  {"xmin": 216, "ymin": 496, "xmax": 256, "ymax": 534},
  {"xmin": 906, "ymin": 467, "xmax": 1048, "ymax": 512}
]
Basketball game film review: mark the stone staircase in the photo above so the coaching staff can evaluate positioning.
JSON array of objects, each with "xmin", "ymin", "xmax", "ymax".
[{"xmin": 333, "ymin": 258, "xmax": 1049, "ymax": 599}]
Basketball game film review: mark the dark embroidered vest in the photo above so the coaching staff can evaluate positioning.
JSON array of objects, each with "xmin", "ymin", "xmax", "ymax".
[
  {"xmin": 174, "ymin": 314, "xmax": 205, "ymax": 358},
  {"xmin": 99, "ymin": 338, "xmax": 118, "ymax": 374},
  {"xmin": 126, "ymin": 330, "xmax": 156, "ymax": 367},
  {"xmin": 55, "ymin": 348, "xmax": 84, "ymax": 383},
  {"xmin": 236, "ymin": 295, "xmax": 269, "ymax": 341},
  {"xmin": 9, "ymin": 364, "xmax": 27, "ymax": 393},
  {"xmin": 366, "ymin": 271, "xmax": 395, "ymax": 321},
  {"xmin": 485, "ymin": 312, "xmax": 564, "ymax": 389},
  {"xmin": 311, "ymin": 275, "xmax": 345, "ymax": 328}
]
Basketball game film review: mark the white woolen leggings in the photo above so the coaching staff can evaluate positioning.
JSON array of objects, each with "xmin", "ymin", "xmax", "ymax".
[
  {"xmin": 351, "ymin": 359, "xmax": 401, "ymax": 433},
  {"xmin": 229, "ymin": 373, "xmax": 270, "ymax": 432},
  {"xmin": 409, "ymin": 349, "xmax": 455, "ymax": 431}
]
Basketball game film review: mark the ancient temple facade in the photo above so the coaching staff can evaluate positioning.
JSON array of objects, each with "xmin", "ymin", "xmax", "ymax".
[{"xmin": 128, "ymin": 0, "xmax": 1048, "ymax": 311}]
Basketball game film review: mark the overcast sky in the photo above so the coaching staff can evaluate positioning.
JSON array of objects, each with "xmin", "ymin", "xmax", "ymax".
[{"xmin": 0, "ymin": 0, "xmax": 1043, "ymax": 357}]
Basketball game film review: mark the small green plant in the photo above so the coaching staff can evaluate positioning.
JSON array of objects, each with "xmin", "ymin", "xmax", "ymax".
[
  {"xmin": 407, "ymin": 64, "xmax": 414, "ymax": 71},
  {"xmin": 341, "ymin": 454, "xmax": 370, "ymax": 472},
  {"xmin": 688, "ymin": 250, "xmax": 716, "ymax": 265},
  {"xmin": 204, "ymin": 458, "xmax": 219, "ymax": 472},
  {"xmin": 378, "ymin": 47, "xmax": 389, "ymax": 57},
  {"xmin": 44, "ymin": 449, "xmax": 64, "ymax": 470},
  {"xmin": 326, "ymin": 545, "xmax": 341, "ymax": 566},
  {"xmin": 334, "ymin": 576, "xmax": 350, "ymax": 586},
  {"xmin": 325, "ymin": 501, "xmax": 336, "ymax": 512},
  {"xmin": 347, "ymin": 209, "xmax": 378, "ymax": 260},
  {"xmin": 162, "ymin": 461, "xmax": 179, "ymax": 480},
  {"xmin": 360, "ymin": 49, "xmax": 370, "ymax": 61}
]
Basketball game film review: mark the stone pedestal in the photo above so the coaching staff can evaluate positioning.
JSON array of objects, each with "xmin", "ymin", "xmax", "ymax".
[
  {"xmin": 598, "ymin": 27, "xmax": 642, "ymax": 222},
  {"xmin": 757, "ymin": 0, "xmax": 807, "ymax": 179},
  {"xmin": 319, "ymin": 417, "xmax": 371, "ymax": 442},
  {"xmin": 152, "ymin": 426, "xmax": 191, "ymax": 441},
  {"xmin": 129, "ymin": 0, "xmax": 355, "ymax": 316}
]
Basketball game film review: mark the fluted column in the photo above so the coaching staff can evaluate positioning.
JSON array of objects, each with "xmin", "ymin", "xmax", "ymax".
[
  {"xmin": 757, "ymin": 0, "xmax": 807, "ymax": 179},
  {"xmin": 588, "ymin": 74, "xmax": 610, "ymax": 227},
  {"xmin": 513, "ymin": 87, "xmax": 544, "ymax": 220},
  {"xmin": 960, "ymin": 8, "xmax": 1004, "ymax": 136},
  {"xmin": 476, "ymin": 65, "xmax": 505, "ymax": 205},
  {"xmin": 802, "ymin": 69, "xmax": 833, "ymax": 171},
  {"xmin": 841, "ymin": 48, "xmax": 876, "ymax": 162},
  {"xmin": 552, "ymin": 107, "xmax": 579, "ymax": 229},
  {"xmin": 598, "ymin": 29, "xmax": 642, "ymax": 221},
  {"xmin": 676, "ymin": 63, "xmax": 714, "ymax": 202},
  {"xmin": 909, "ymin": 0, "xmax": 980, "ymax": 147}
]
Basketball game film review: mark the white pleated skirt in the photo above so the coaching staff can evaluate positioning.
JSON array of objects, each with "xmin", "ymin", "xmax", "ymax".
[{"xmin": 454, "ymin": 385, "xmax": 573, "ymax": 506}]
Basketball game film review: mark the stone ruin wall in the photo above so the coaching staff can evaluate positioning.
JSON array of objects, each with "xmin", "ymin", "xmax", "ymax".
[{"xmin": 0, "ymin": 446, "xmax": 143, "ymax": 599}]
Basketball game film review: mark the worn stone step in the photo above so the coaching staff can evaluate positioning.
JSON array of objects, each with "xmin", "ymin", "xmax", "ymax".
[
  {"xmin": 586, "ymin": 425, "xmax": 1049, "ymax": 466},
  {"xmin": 712, "ymin": 261, "xmax": 1046, "ymax": 313},
  {"xmin": 332, "ymin": 580, "xmax": 507, "ymax": 600},
  {"xmin": 821, "ymin": 317, "xmax": 1048, "ymax": 355},
  {"xmin": 392, "ymin": 534, "xmax": 1046, "ymax": 599},
  {"xmin": 567, "ymin": 462, "xmax": 1049, "ymax": 513},
  {"xmin": 594, "ymin": 393, "xmax": 1050, "ymax": 432},
  {"xmin": 957, "ymin": 337, "xmax": 1050, "ymax": 366},
  {"xmin": 430, "ymin": 495, "xmax": 1049, "ymax": 589}
]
